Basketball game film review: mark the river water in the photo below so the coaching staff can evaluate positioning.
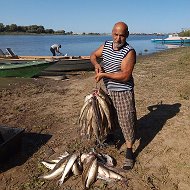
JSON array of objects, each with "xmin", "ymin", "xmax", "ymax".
[
  {"xmin": 0, "ymin": 34, "xmax": 189, "ymax": 88},
  {"xmin": 0, "ymin": 34, "xmax": 182, "ymax": 56}
]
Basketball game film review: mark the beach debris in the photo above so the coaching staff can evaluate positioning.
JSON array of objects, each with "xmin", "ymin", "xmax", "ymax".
[
  {"xmin": 39, "ymin": 150, "xmax": 126, "ymax": 188},
  {"xmin": 79, "ymin": 87, "xmax": 113, "ymax": 146}
]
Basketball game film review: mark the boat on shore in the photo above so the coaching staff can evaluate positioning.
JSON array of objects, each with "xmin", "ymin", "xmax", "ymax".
[
  {"xmin": 38, "ymin": 56, "xmax": 102, "ymax": 78},
  {"xmin": 0, "ymin": 52, "xmax": 101, "ymax": 78},
  {"xmin": 0, "ymin": 59, "xmax": 58, "ymax": 78},
  {"xmin": 43, "ymin": 56, "xmax": 102, "ymax": 72},
  {"xmin": 151, "ymin": 34, "xmax": 190, "ymax": 44}
]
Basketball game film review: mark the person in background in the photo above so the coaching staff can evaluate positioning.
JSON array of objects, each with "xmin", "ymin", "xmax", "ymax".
[
  {"xmin": 50, "ymin": 44, "xmax": 62, "ymax": 56},
  {"xmin": 90, "ymin": 21, "xmax": 137, "ymax": 170}
]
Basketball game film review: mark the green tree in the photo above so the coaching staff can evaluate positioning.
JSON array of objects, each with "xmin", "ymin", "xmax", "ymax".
[
  {"xmin": 45, "ymin": 29, "xmax": 54, "ymax": 33},
  {"xmin": 179, "ymin": 30, "xmax": 190, "ymax": 37},
  {"xmin": 9, "ymin": 24, "xmax": 18, "ymax": 32},
  {"xmin": 0, "ymin": 23, "xmax": 5, "ymax": 32},
  {"xmin": 36, "ymin": 26, "xmax": 45, "ymax": 33}
]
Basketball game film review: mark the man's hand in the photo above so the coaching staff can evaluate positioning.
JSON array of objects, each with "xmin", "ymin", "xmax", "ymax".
[
  {"xmin": 95, "ymin": 64, "xmax": 103, "ymax": 74},
  {"xmin": 95, "ymin": 72, "xmax": 104, "ymax": 83}
]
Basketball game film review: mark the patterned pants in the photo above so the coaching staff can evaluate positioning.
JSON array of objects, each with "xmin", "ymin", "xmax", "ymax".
[{"xmin": 109, "ymin": 90, "xmax": 137, "ymax": 143}]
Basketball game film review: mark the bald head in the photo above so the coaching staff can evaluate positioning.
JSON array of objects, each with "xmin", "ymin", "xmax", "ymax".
[
  {"xmin": 112, "ymin": 22, "xmax": 129, "ymax": 36},
  {"xmin": 112, "ymin": 22, "xmax": 129, "ymax": 50}
]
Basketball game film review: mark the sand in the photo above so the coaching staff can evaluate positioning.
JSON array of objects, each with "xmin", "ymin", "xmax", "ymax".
[{"xmin": 0, "ymin": 47, "xmax": 190, "ymax": 190}]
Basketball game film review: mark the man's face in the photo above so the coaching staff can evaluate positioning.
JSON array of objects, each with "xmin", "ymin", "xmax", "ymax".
[{"xmin": 112, "ymin": 26, "xmax": 128, "ymax": 49}]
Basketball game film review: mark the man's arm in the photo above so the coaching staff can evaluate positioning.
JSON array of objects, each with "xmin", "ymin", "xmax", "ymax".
[
  {"xmin": 90, "ymin": 44, "xmax": 104, "ymax": 74},
  {"xmin": 95, "ymin": 49, "xmax": 136, "ymax": 82},
  {"xmin": 56, "ymin": 47, "xmax": 62, "ymax": 54}
]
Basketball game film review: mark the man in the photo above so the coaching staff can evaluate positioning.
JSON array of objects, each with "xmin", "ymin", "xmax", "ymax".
[
  {"xmin": 50, "ymin": 44, "xmax": 62, "ymax": 56},
  {"xmin": 90, "ymin": 21, "xmax": 137, "ymax": 170}
]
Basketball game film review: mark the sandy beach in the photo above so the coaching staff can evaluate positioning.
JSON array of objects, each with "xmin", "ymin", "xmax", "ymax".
[{"xmin": 0, "ymin": 47, "xmax": 190, "ymax": 190}]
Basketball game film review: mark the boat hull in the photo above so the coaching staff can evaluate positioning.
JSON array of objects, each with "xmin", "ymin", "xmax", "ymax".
[
  {"xmin": 0, "ymin": 56, "xmax": 102, "ymax": 77},
  {"xmin": 0, "ymin": 60, "xmax": 57, "ymax": 78},
  {"xmin": 151, "ymin": 35, "xmax": 190, "ymax": 44},
  {"xmin": 45, "ymin": 59, "xmax": 94, "ymax": 72},
  {"xmin": 38, "ymin": 57, "xmax": 102, "ymax": 77}
]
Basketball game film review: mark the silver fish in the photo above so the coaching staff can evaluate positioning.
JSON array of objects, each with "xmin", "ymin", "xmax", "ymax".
[
  {"xmin": 84, "ymin": 94, "xmax": 93, "ymax": 103},
  {"xmin": 72, "ymin": 161, "xmax": 82, "ymax": 176},
  {"xmin": 82, "ymin": 156, "xmax": 96, "ymax": 189},
  {"xmin": 92, "ymin": 95, "xmax": 102, "ymax": 131},
  {"xmin": 86, "ymin": 105, "xmax": 93, "ymax": 139},
  {"xmin": 91, "ymin": 114, "xmax": 101, "ymax": 144},
  {"xmin": 41, "ymin": 156, "xmax": 82, "ymax": 176},
  {"xmin": 96, "ymin": 95, "xmax": 112, "ymax": 131},
  {"xmin": 98, "ymin": 87, "xmax": 112, "ymax": 106},
  {"xmin": 86, "ymin": 158, "xmax": 98, "ymax": 188},
  {"xmin": 80, "ymin": 102, "xmax": 93, "ymax": 137},
  {"xmin": 79, "ymin": 97, "xmax": 92, "ymax": 124},
  {"xmin": 97, "ymin": 163, "xmax": 124, "ymax": 181},
  {"xmin": 39, "ymin": 155, "xmax": 69, "ymax": 180},
  {"xmin": 41, "ymin": 151, "xmax": 70, "ymax": 170},
  {"xmin": 41, "ymin": 160, "xmax": 56, "ymax": 170},
  {"xmin": 57, "ymin": 151, "xmax": 70, "ymax": 159},
  {"xmin": 59, "ymin": 152, "xmax": 80, "ymax": 185},
  {"xmin": 81, "ymin": 153, "xmax": 94, "ymax": 163},
  {"xmin": 98, "ymin": 153, "xmax": 115, "ymax": 167}
]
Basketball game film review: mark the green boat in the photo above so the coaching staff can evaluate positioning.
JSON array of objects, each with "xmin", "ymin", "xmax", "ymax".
[{"xmin": 0, "ymin": 59, "xmax": 58, "ymax": 78}]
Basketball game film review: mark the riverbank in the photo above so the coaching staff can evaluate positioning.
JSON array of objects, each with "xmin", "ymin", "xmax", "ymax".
[{"xmin": 0, "ymin": 47, "xmax": 190, "ymax": 190}]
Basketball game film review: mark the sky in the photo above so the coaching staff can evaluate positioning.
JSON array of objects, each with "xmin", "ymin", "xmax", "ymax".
[{"xmin": 1, "ymin": 0, "xmax": 190, "ymax": 34}]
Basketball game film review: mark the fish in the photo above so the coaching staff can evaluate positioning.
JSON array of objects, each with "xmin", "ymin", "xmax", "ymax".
[
  {"xmin": 82, "ymin": 156, "xmax": 98, "ymax": 189},
  {"xmin": 94, "ymin": 152, "xmax": 115, "ymax": 167},
  {"xmin": 39, "ymin": 149, "xmax": 126, "ymax": 188},
  {"xmin": 85, "ymin": 158, "xmax": 98, "ymax": 189},
  {"xmin": 41, "ymin": 160, "xmax": 57, "ymax": 170},
  {"xmin": 81, "ymin": 102, "xmax": 93, "ymax": 137},
  {"xmin": 80, "ymin": 152, "xmax": 97, "ymax": 165},
  {"xmin": 41, "ymin": 153, "xmax": 82, "ymax": 177},
  {"xmin": 79, "ymin": 97, "xmax": 92, "ymax": 124},
  {"xmin": 96, "ymin": 95, "xmax": 112, "ymax": 131},
  {"xmin": 98, "ymin": 87, "xmax": 112, "ymax": 106},
  {"xmin": 79, "ymin": 89, "xmax": 114, "ymax": 146},
  {"xmin": 86, "ymin": 105, "xmax": 93, "ymax": 139},
  {"xmin": 84, "ymin": 94, "xmax": 93, "ymax": 103},
  {"xmin": 59, "ymin": 152, "xmax": 80, "ymax": 185},
  {"xmin": 79, "ymin": 101, "xmax": 93, "ymax": 137},
  {"xmin": 39, "ymin": 154, "xmax": 70, "ymax": 180},
  {"xmin": 91, "ymin": 95, "xmax": 104, "ymax": 144},
  {"xmin": 72, "ymin": 161, "xmax": 82, "ymax": 176},
  {"xmin": 91, "ymin": 114, "xmax": 101, "ymax": 145},
  {"xmin": 97, "ymin": 162, "xmax": 124, "ymax": 181},
  {"xmin": 40, "ymin": 151, "xmax": 70, "ymax": 170}
]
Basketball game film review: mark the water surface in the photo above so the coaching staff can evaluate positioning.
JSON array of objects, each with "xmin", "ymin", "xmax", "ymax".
[{"xmin": 0, "ymin": 34, "xmax": 173, "ymax": 56}]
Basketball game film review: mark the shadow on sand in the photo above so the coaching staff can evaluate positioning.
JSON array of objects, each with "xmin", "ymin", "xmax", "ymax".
[
  {"xmin": 115, "ymin": 102, "xmax": 181, "ymax": 157},
  {"xmin": 0, "ymin": 132, "xmax": 52, "ymax": 173},
  {"xmin": 134, "ymin": 102, "xmax": 181, "ymax": 158}
]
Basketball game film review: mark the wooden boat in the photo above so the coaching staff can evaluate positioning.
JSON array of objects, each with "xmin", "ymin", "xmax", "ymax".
[
  {"xmin": 151, "ymin": 34, "xmax": 190, "ymax": 44},
  {"xmin": 0, "ymin": 54, "xmax": 102, "ymax": 78},
  {"xmin": 44, "ymin": 56, "xmax": 101, "ymax": 72},
  {"xmin": 0, "ymin": 59, "xmax": 58, "ymax": 78}
]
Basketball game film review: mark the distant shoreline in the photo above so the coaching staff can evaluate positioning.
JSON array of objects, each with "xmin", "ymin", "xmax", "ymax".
[{"xmin": 0, "ymin": 32, "xmax": 165, "ymax": 36}]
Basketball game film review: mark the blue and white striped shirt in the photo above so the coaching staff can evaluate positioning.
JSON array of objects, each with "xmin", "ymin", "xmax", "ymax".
[{"xmin": 102, "ymin": 40, "xmax": 135, "ymax": 91}]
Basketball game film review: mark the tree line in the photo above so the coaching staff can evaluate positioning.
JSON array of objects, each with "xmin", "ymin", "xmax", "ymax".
[
  {"xmin": 179, "ymin": 30, "xmax": 190, "ymax": 37},
  {"xmin": 0, "ymin": 23, "xmax": 72, "ymax": 34},
  {"xmin": 0, "ymin": 23, "xmax": 101, "ymax": 35}
]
